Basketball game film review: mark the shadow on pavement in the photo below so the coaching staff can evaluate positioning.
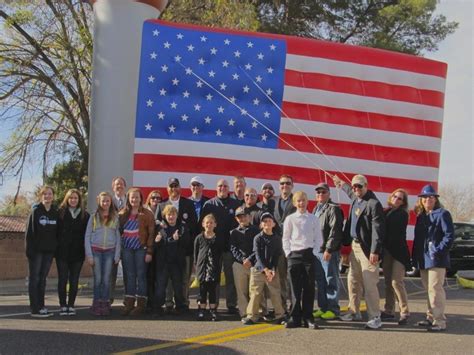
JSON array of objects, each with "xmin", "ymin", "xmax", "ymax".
[{"xmin": 0, "ymin": 329, "xmax": 243, "ymax": 355}]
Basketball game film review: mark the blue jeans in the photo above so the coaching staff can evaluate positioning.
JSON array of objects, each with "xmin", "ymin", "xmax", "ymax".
[
  {"xmin": 28, "ymin": 252, "xmax": 54, "ymax": 313},
  {"xmin": 122, "ymin": 248, "xmax": 147, "ymax": 297},
  {"xmin": 315, "ymin": 251, "xmax": 341, "ymax": 315},
  {"xmin": 92, "ymin": 249, "xmax": 115, "ymax": 301}
]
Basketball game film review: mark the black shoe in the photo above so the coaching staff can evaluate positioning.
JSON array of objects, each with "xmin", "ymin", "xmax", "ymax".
[
  {"xmin": 227, "ymin": 306, "xmax": 239, "ymax": 315},
  {"xmin": 210, "ymin": 309, "xmax": 218, "ymax": 322},
  {"xmin": 242, "ymin": 317, "xmax": 256, "ymax": 325},
  {"xmin": 427, "ymin": 325, "xmax": 445, "ymax": 332},
  {"xmin": 417, "ymin": 319, "xmax": 433, "ymax": 327},
  {"xmin": 303, "ymin": 319, "xmax": 320, "ymax": 329},
  {"xmin": 197, "ymin": 309, "xmax": 205, "ymax": 321},
  {"xmin": 284, "ymin": 319, "xmax": 300, "ymax": 329},
  {"xmin": 398, "ymin": 315, "xmax": 409, "ymax": 325},
  {"xmin": 380, "ymin": 312, "xmax": 395, "ymax": 321}
]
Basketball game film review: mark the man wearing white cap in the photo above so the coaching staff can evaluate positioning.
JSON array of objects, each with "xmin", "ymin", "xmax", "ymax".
[{"xmin": 333, "ymin": 174, "xmax": 385, "ymax": 329}]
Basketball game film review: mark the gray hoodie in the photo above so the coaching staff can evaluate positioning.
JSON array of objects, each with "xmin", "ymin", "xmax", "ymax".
[{"xmin": 84, "ymin": 213, "xmax": 121, "ymax": 262}]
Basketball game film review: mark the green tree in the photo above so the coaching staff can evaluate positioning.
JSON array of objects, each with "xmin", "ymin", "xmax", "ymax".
[
  {"xmin": 0, "ymin": 194, "xmax": 32, "ymax": 217},
  {"xmin": 256, "ymin": 0, "xmax": 458, "ymax": 54},
  {"xmin": 0, "ymin": 1, "xmax": 92, "ymax": 202},
  {"xmin": 43, "ymin": 158, "xmax": 88, "ymax": 207}
]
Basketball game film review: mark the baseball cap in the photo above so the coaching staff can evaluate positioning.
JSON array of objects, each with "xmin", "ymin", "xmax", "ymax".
[
  {"xmin": 314, "ymin": 183, "xmax": 330, "ymax": 191},
  {"xmin": 261, "ymin": 182, "xmax": 274, "ymax": 191},
  {"xmin": 235, "ymin": 206, "xmax": 248, "ymax": 217},
  {"xmin": 190, "ymin": 176, "xmax": 204, "ymax": 186},
  {"xmin": 418, "ymin": 184, "xmax": 439, "ymax": 197},
  {"xmin": 167, "ymin": 177, "xmax": 180, "ymax": 186},
  {"xmin": 351, "ymin": 174, "xmax": 367, "ymax": 186},
  {"xmin": 260, "ymin": 212, "xmax": 276, "ymax": 223}
]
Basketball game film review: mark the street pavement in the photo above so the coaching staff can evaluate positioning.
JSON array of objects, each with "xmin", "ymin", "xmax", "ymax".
[{"xmin": 0, "ymin": 276, "xmax": 473, "ymax": 354}]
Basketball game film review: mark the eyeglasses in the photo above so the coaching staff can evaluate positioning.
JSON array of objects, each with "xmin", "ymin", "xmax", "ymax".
[
  {"xmin": 392, "ymin": 195, "xmax": 404, "ymax": 201},
  {"xmin": 352, "ymin": 184, "xmax": 364, "ymax": 189},
  {"xmin": 279, "ymin": 181, "xmax": 292, "ymax": 186},
  {"xmin": 217, "ymin": 184, "xmax": 229, "ymax": 188},
  {"xmin": 316, "ymin": 190, "xmax": 328, "ymax": 195},
  {"xmin": 245, "ymin": 193, "xmax": 257, "ymax": 197},
  {"xmin": 191, "ymin": 183, "xmax": 202, "ymax": 187},
  {"xmin": 421, "ymin": 195, "xmax": 436, "ymax": 200},
  {"xmin": 169, "ymin": 184, "xmax": 179, "ymax": 188},
  {"xmin": 150, "ymin": 196, "xmax": 161, "ymax": 200}
]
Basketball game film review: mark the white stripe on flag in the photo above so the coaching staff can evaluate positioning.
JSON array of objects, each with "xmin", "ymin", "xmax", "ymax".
[
  {"xmin": 280, "ymin": 118, "xmax": 441, "ymax": 153},
  {"xmin": 285, "ymin": 54, "xmax": 446, "ymax": 92},
  {"xmin": 283, "ymin": 86, "xmax": 443, "ymax": 123}
]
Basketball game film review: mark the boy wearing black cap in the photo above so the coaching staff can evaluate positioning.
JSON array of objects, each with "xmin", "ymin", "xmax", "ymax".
[
  {"xmin": 230, "ymin": 207, "xmax": 260, "ymax": 319},
  {"xmin": 242, "ymin": 213, "xmax": 285, "ymax": 325}
]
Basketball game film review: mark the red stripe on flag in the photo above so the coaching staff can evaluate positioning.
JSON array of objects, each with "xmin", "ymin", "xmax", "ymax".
[
  {"xmin": 278, "ymin": 133, "xmax": 440, "ymax": 168},
  {"xmin": 285, "ymin": 70, "xmax": 444, "ymax": 108},
  {"xmin": 282, "ymin": 101, "xmax": 443, "ymax": 138},
  {"xmin": 133, "ymin": 154, "xmax": 437, "ymax": 195}
]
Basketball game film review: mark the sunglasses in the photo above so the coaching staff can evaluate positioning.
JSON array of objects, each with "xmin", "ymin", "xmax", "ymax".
[
  {"xmin": 421, "ymin": 195, "xmax": 436, "ymax": 200},
  {"xmin": 169, "ymin": 184, "xmax": 179, "ymax": 188},
  {"xmin": 392, "ymin": 195, "xmax": 404, "ymax": 201},
  {"xmin": 279, "ymin": 181, "xmax": 292, "ymax": 186},
  {"xmin": 263, "ymin": 187, "xmax": 273, "ymax": 191},
  {"xmin": 191, "ymin": 183, "xmax": 202, "ymax": 187},
  {"xmin": 352, "ymin": 184, "xmax": 364, "ymax": 189},
  {"xmin": 217, "ymin": 184, "xmax": 229, "ymax": 188},
  {"xmin": 245, "ymin": 193, "xmax": 257, "ymax": 197},
  {"xmin": 316, "ymin": 190, "xmax": 328, "ymax": 195},
  {"xmin": 150, "ymin": 196, "xmax": 161, "ymax": 200}
]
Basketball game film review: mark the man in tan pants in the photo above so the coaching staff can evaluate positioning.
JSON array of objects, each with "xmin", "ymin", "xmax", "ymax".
[{"xmin": 333, "ymin": 174, "xmax": 385, "ymax": 330}]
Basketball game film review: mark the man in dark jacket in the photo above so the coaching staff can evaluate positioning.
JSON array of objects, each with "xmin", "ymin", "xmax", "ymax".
[
  {"xmin": 156, "ymin": 177, "xmax": 198, "ymax": 310},
  {"xmin": 312, "ymin": 183, "xmax": 344, "ymax": 320},
  {"xmin": 201, "ymin": 178, "xmax": 241, "ymax": 313},
  {"xmin": 333, "ymin": 174, "xmax": 385, "ymax": 330}
]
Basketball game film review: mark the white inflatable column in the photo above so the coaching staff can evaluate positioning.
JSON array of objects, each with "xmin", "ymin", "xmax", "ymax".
[{"xmin": 87, "ymin": 0, "xmax": 167, "ymax": 207}]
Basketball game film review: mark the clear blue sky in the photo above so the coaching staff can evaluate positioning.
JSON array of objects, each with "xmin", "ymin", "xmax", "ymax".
[{"xmin": 0, "ymin": 0, "xmax": 472, "ymax": 200}]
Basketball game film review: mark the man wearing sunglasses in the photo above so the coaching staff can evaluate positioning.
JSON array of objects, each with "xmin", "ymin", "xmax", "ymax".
[
  {"xmin": 243, "ymin": 187, "xmax": 262, "ymax": 226},
  {"xmin": 312, "ymin": 183, "xmax": 344, "ymax": 321},
  {"xmin": 273, "ymin": 174, "xmax": 297, "ymax": 311},
  {"xmin": 156, "ymin": 177, "xmax": 198, "ymax": 312},
  {"xmin": 333, "ymin": 174, "xmax": 385, "ymax": 330}
]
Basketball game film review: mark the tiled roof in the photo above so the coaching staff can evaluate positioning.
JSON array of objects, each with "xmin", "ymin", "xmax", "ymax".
[{"xmin": 0, "ymin": 215, "xmax": 27, "ymax": 233}]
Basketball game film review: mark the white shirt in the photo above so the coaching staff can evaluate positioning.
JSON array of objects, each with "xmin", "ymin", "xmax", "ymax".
[
  {"xmin": 282, "ymin": 211, "xmax": 323, "ymax": 257},
  {"xmin": 169, "ymin": 197, "xmax": 180, "ymax": 212}
]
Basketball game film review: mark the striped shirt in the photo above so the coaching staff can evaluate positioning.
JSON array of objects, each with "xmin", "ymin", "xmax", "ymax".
[{"xmin": 122, "ymin": 215, "xmax": 141, "ymax": 250}]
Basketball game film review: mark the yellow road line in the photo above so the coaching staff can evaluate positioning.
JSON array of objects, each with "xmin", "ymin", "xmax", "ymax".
[
  {"xmin": 187, "ymin": 325, "xmax": 284, "ymax": 349},
  {"xmin": 114, "ymin": 324, "xmax": 276, "ymax": 354}
]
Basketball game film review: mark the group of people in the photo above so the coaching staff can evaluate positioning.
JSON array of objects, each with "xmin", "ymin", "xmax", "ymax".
[{"xmin": 25, "ymin": 173, "xmax": 455, "ymax": 332}]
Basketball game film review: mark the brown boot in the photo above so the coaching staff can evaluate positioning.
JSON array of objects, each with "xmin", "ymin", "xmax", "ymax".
[
  {"xmin": 130, "ymin": 297, "xmax": 146, "ymax": 316},
  {"xmin": 121, "ymin": 297, "xmax": 135, "ymax": 316}
]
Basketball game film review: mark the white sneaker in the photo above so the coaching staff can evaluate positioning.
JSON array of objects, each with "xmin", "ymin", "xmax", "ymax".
[
  {"xmin": 59, "ymin": 307, "xmax": 69, "ymax": 316},
  {"xmin": 340, "ymin": 312, "xmax": 362, "ymax": 321},
  {"xmin": 67, "ymin": 307, "xmax": 76, "ymax": 316},
  {"xmin": 365, "ymin": 316, "xmax": 382, "ymax": 329},
  {"xmin": 31, "ymin": 308, "xmax": 53, "ymax": 318}
]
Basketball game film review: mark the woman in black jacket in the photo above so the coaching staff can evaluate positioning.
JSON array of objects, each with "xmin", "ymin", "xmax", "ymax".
[
  {"xmin": 381, "ymin": 189, "xmax": 411, "ymax": 325},
  {"xmin": 25, "ymin": 186, "xmax": 59, "ymax": 318},
  {"xmin": 56, "ymin": 189, "xmax": 90, "ymax": 316}
]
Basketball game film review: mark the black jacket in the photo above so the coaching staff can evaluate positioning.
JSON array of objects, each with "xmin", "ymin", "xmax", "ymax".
[
  {"xmin": 342, "ymin": 184, "xmax": 385, "ymax": 258},
  {"xmin": 229, "ymin": 224, "xmax": 260, "ymax": 264},
  {"xmin": 25, "ymin": 203, "xmax": 59, "ymax": 258},
  {"xmin": 154, "ymin": 223, "xmax": 190, "ymax": 268},
  {"xmin": 253, "ymin": 231, "xmax": 282, "ymax": 272},
  {"xmin": 201, "ymin": 196, "xmax": 241, "ymax": 250},
  {"xmin": 384, "ymin": 207, "xmax": 411, "ymax": 268},
  {"xmin": 312, "ymin": 200, "xmax": 344, "ymax": 253},
  {"xmin": 56, "ymin": 209, "xmax": 90, "ymax": 262},
  {"xmin": 194, "ymin": 233, "xmax": 225, "ymax": 282},
  {"xmin": 273, "ymin": 194, "xmax": 296, "ymax": 230},
  {"xmin": 156, "ymin": 197, "xmax": 198, "ymax": 255},
  {"xmin": 243, "ymin": 204, "xmax": 262, "ymax": 227},
  {"xmin": 257, "ymin": 198, "xmax": 275, "ymax": 213}
]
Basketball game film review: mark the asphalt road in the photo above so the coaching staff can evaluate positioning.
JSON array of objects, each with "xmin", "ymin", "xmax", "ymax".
[{"xmin": 0, "ymin": 276, "xmax": 473, "ymax": 354}]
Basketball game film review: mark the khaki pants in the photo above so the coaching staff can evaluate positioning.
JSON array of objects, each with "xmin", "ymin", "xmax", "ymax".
[
  {"xmin": 233, "ymin": 262, "xmax": 251, "ymax": 317},
  {"xmin": 247, "ymin": 267, "xmax": 285, "ymax": 321},
  {"xmin": 382, "ymin": 251, "xmax": 410, "ymax": 316},
  {"xmin": 420, "ymin": 268, "xmax": 447, "ymax": 328},
  {"xmin": 348, "ymin": 241, "xmax": 381, "ymax": 320}
]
